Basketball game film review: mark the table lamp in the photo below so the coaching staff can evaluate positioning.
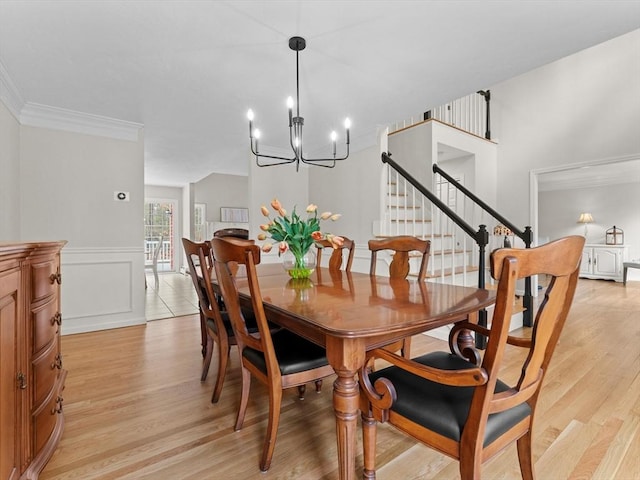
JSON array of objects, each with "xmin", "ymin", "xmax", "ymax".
[{"xmin": 577, "ymin": 213, "xmax": 594, "ymax": 237}]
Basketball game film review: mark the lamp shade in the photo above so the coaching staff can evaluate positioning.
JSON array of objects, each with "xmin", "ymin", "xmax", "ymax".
[
  {"xmin": 493, "ymin": 224, "xmax": 512, "ymax": 236},
  {"xmin": 578, "ymin": 213, "xmax": 594, "ymax": 224}
]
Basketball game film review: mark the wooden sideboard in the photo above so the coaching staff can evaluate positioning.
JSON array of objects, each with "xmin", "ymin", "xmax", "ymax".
[{"xmin": 0, "ymin": 241, "xmax": 66, "ymax": 480}]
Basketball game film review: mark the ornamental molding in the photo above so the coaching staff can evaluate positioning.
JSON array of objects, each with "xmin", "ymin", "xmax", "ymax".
[
  {"xmin": 20, "ymin": 102, "xmax": 142, "ymax": 141},
  {"xmin": 0, "ymin": 60, "xmax": 24, "ymax": 120},
  {"xmin": 0, "ymin": 60, "xmax": 142, "ymax": 141}
]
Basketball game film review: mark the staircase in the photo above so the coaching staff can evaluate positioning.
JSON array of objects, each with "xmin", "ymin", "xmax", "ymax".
[
  {"xmin": 373, "ymin": 165, "xmax": 482, "ymax": 287},
  {"xmin": 372, "ymin": 151, "xmax": 535, "ymax": 345}
]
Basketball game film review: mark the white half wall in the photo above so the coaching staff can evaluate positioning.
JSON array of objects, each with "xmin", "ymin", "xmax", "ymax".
[{"xmin": 61, "ymin": 247, "xmax": 146, "ymax": 334}]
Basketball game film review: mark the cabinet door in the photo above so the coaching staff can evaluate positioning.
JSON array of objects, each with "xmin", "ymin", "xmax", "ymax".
[
  {"xmin": 593, "ymin": 248, "xmax": 620, "ymax": 277},
  {"xmin": 0, "ymin": 269, "xmax": 21, "ymax": 480},
  {"xmin": 580, "ymin": 248, "xmax": 592, "ymax": 275}
]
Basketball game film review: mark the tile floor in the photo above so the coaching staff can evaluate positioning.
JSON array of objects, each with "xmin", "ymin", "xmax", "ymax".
[{"xmin": 145, "ymin": 272, "xmax": 199, "ymax": 321}]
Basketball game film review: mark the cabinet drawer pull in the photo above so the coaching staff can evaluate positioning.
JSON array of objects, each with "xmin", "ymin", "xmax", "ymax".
[
  {"xmin": 17, "ymin": 372, "xmax": 27, "ymax": 390},
  {"xmin": 51, "ymin": 396, "xmax": 64, "ymax": 414},
  {"xmin": 51, "ymin": 353, "xmax": 63, "ymax": 370},
  {"xmin": 49, "ymin": 271, "xmax": 62, "ymax": 285},
  {"xmin": 51, "ymin": 312, "xmax": 62, "ymax": 326}
]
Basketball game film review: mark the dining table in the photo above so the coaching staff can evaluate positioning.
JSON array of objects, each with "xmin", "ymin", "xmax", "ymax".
[{"xmin": 223, "ymin": 263, "xmax": 496, "ymax": 480}]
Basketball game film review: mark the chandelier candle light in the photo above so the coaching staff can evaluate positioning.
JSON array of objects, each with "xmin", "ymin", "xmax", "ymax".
[
  {"xmin": 247, "ymin": 36, "xmax": 351, "ymax": 171},
  {"xmin": 258, "ymin": 199, "xmax": 344, "ymax": 279}
]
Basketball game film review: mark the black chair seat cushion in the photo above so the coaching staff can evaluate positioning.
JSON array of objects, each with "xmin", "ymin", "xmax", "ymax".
[
  {"xmin": 368, "ymin": 351, "xmax": 531, "ymax": 447},
  {"xmin": 243, "ymin": 329, "xmax": 329, "ymax": 376},
  {"xmin": 206, "ymin": 309, "xmax": 259, "ymax": 337}
]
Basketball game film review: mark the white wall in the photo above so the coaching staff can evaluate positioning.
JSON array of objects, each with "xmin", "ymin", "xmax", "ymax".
[
  {"xmin": 309, "ymin": 145, "xmax": 380, "ymax": 243},
  {"xmin": 492, "ymin": 29, "xmax": 640, "ymax": 227},
  {"xmin": 21, "ymin": 126, "xmax": 144, "ymax": 246},
  {"xmin": 194, "ymin": 172, "xmax": 249, "ymax": 223},
  {"xmin": 0, "ymin": 100, "xmax": 20, "ymax": 240},
  {"xmin": 20, "ymin": 123, "xmax": 146, "ymax": 334},
  {"xmin": 539, "ymin": 181, "xmax": 640, "ymax": 255}
]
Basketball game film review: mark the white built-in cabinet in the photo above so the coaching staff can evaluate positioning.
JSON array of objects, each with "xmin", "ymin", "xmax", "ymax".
[{"xmin": 580, "ymin": 244, "xmax": 627, "ymax": 282}]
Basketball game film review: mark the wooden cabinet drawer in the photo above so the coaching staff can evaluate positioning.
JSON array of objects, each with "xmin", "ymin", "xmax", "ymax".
[
  {"xmin": 31, "ymin": 259, "xmax": 59, "ymax": 303},
  {"xmin": 32, "ymin": 300, "xmax": 60, "ymax": 353},
  {"xmin": 34, "ymin": 389, "xmax": 63, "ymax": 454},
  {"xmin": 33, "ymin": 343, "xmax": 62, "ymax": 407}
]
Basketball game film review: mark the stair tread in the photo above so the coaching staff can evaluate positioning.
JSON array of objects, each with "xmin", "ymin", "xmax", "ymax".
[
  {"xmin": 423, "ymin": 265, "xmax": 480, "ymax": 278},
  {"xmin": 390, "ymin": 219, "xmax": 431, "ymax": 223},
  {"xmin": 374, "ymin": 233, "xmax": 452, "ymax": 239}
]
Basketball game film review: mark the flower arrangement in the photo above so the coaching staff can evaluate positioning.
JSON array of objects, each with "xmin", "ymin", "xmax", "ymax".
[{"xmin": 258, "ymin": 198, "xmax": 344, "ymax": 278}]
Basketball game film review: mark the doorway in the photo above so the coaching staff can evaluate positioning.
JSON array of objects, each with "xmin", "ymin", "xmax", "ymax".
[{"xmin": 144, "ymin": 200, "xmax": 176, "ymax": 273}]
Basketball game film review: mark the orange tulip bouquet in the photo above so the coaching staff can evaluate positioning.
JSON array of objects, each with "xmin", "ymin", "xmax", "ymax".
[{"xmin": 258, "ymin": 198, "xmax": 343, "ymax": 279}]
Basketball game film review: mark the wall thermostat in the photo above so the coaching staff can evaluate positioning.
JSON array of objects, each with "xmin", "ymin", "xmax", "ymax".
[{"xmin": 114, "ymin": 191, "xmax": 130, "ymax": 201}]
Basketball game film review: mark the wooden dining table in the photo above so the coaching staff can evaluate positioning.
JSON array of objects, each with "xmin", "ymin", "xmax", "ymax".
[{"xmin": 220, "ymin": 263, "xmax": 496, "ymax": 479}]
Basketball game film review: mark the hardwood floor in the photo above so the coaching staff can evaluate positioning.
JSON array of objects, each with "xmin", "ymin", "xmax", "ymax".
[{"xmin": 42, "ymin": 279, "xmax": 639, "ymax": 479}]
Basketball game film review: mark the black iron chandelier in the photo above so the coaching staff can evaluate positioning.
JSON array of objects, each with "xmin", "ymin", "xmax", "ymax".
[{"xmin": 247, "ymin": 36, "xmax": 350, "ymax": 171}]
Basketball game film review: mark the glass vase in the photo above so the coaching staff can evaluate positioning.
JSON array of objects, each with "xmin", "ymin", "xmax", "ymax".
[{"xmin": 282, "ymin": 249, "xmax": 316, "ymax": 279}]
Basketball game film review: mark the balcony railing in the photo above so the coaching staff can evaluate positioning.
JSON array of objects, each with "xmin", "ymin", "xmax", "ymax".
[{"xmin": 389, "ymin": 90, "xmax": 491, "ymax": 140}]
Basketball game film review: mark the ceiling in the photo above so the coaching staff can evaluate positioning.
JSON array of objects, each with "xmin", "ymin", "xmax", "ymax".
[{"xmin": 1, "ymin": 1, "xmax": 638, "ymax": 187}]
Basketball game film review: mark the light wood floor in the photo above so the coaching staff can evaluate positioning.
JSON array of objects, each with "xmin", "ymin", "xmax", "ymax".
[{"xmin": 41, "ymin": 279, "xmax": 640, "ymax": 480}]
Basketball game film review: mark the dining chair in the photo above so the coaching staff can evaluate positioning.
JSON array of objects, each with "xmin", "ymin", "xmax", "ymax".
[
  {"xmin": 210, "ymin": 237, "xmax": 335, "ymax": 472},
  {"xmin": 213, "ymin": 227, "xmax": 250, "ymax": 240},
  {"xmin": 315, "ymin": 235, "xmax": 355, "ymax": 272},
  {"xmin": 182, "ymin": 238, "xmax": 259, "ymax": 403},
  {"xmin": 368, "ymin": 235, "xmax": 431, "ymax": 358},
  {"xmin": 368, "ymin": 235, "xmax": 430, "ymax": 281},
  {"xmin": 358, "ymin": 235, "xmax": 585, "ymax": 480},
  {"xmin": 145, "ymin": 235, "xmax": 163, "ymax": 289}
]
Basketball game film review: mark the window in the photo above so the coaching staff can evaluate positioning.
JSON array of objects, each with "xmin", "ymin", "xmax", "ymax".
[{"xmin": 194, "ymin": 203, "xmax": 206, "ymax": 242}]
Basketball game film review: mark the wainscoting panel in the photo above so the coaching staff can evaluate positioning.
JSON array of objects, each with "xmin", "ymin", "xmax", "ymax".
[{"xmin": 60, "ymin": 247, "xmax": 146, "ymax": 334}]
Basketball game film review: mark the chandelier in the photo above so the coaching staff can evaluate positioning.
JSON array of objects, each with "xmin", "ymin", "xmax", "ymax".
[{"xmin": 247, "ymin": 36, "xmax": 350, "ymax": 171}]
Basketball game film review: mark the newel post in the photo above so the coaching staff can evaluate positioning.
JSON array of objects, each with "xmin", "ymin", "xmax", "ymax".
[{"xmin": 475, "ymin": 225, "xmax": 489, "ymax": 349}]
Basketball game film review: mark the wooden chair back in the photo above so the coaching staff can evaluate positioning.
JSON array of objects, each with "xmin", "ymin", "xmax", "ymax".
[
  {"xmin": 182, "ymin": 237, "xmax": 234, "ymax": 400},
  {"xmin": 213, "ymin": 228, "xmax": 249, "ymax": 240},
  {"xmin": 368, "ymin": 235, "xmax": 430, "ymax": 281},
  {"xmin": 209, "ymin": 238, "xmax": 275, "ymax": 376},
  {"xmin": 315, "ymin": 236, "xmax": 355, "ymax": 272},
  {"xmin": 488, "ymin": 235, "xmax": 584, "ymax": 398},
  {"xmin": 182, "ymin": 238, "xmax": 219, "ymax": 325}
]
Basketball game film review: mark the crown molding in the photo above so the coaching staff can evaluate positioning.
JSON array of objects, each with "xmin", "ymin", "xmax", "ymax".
[
  {"xmin": 20, "ymin": 103, "xmax": 143, "ymax": 141},
  {"xmin": 0, "ymin": 60, "xmax": 25, "ymax": 120},
  {"xmin": 0, "ymin": 60, "xmax": 142, "ymax": 141}
]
